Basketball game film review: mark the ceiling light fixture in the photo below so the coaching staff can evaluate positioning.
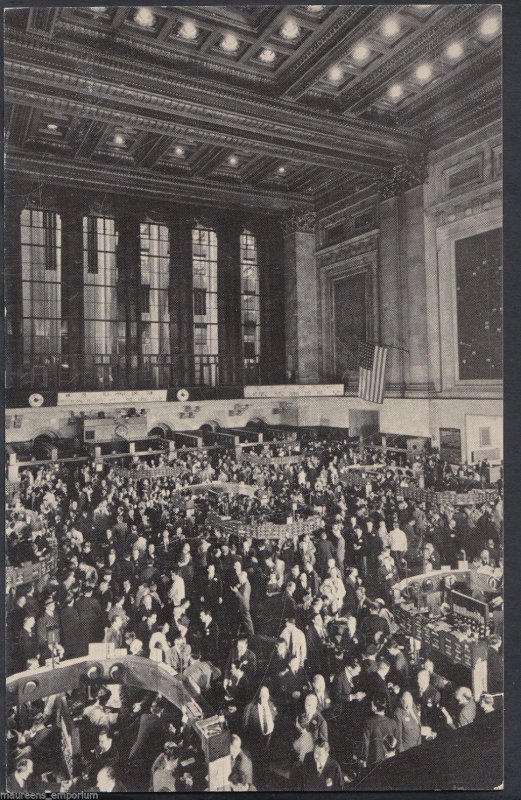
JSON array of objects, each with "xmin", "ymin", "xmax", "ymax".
[
  {"xmin": 306, "ymin": 5, "xmax": 325, "ymax": 12},
  {"xmin": 352, "ymin": 42, "xmax": 370, "ymax": 63},
  {"xmin": 113, "ymin": 134, "xmax": 126, "ymax": 146},
  {"xmin": 327, "ymin": 64, "xmax": 344, "ymax": 83},
  {"xmin": 388, "ymin": 83, "xmax": 404, "ymax": 100},
  {"xmin": 89, "ymin": 6, "xmax": 107, "ymax": 12},
  {"xmin": 178, "ymin": 20, "xmax": 198, "ymax": 40},
  {"xmin": 46, "ymin": 123, "xmax": 58, "ymax": 131},
  {"xmin": 280, "ymin": 17, "xmax": 300, "ymax": 41},
  {"xmin": 174, "ymin": 146, "xmax": 185, "ymax": 158},
  {"xmin": 259, "ymin": 48, "xmax": 276, "ymax": 64},
  {"xmin": 228, "ymin": 155, "xmax": 239, "ymax": 167},
  {"xmin": 134, "ymin": 7, "xmax": 155, "ymax": 28},
  {"xmin": 445, "ymin": 40, "xmax": 464, "ymax": 60},
  {"xmin": 220, "ymin": 32, "xmax": 239, "ymax": 53},
  {"xmin": 277, "ymin": 166, "xmax": 286, "ymax": 175},
  {"xmin": 415, "ymin": 62, "xmax": 433, "ymax": 82},
  {"xmin": 381, "ymin": 15, "xmax": 401, "ymax": 38},
  {"xmin": 480, "ymin": 14, "xmax": 501, "ymax": 37}
]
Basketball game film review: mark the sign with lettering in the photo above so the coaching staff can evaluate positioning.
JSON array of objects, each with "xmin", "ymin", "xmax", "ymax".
[
  {"xmin": 57, "ymin": 389, "xmax": 167, "ymax": 406},
  {"xmin": 244, "ymin": 384, "xmax": 344, "ymax": 399}
]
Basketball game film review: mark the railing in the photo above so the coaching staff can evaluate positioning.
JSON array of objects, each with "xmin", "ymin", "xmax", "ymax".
[{"xmin": 7, "ymin": 353, "xmax": 264, "ymax": 392}]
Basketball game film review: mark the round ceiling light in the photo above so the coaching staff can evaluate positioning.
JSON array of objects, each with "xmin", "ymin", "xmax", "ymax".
[
  {"xmin": 388, "ymin": 83, "xmax": 404, "ymax": 100},
  {"xmin": 228, "ymin": 155, "xmax": 239, "ymax": 167},
  {"xmin": 480, "ymin": 14, "xmax": 501, "ymax": 37},
  {"xmin": 445, "ymin": 40, "xmax": 464, "ymax": 60},
  {"xmin": 415, "ymin": 62, "xmax": 433, "ymax": 83},
  {"xmin": 113, "ymin": 134, "xmax": 126, "ymax": 146},
  {"xmin": 381, "ymin": 16, "xmax": 401, "ymax": 38},
  {"xmin": 277, "ymin": 166, "xmax": 286, "ymax": 175},
  {"xmin": 47, "ymin": 123, "xmax": 58, "ymax": 131},
  {"xmin": 179, "ymin": 20, "xmax": 198, "ymax": 40},
  {"xmin": 220, "ymin": 32, "xmax": 239, "ymax": 53},
  {"xmin": 134, "ymin": 7, "xmax": 155, "ymax": 28},
  {"xmin": 306, "ymin": 5, "xmax": 325, "ymax": 12},
  {"xmin": 259, "ymin": 48, "xmax": 276, "ymax": 64},
  {"xmin": 327, "ymin": 64, "xmax": 344, "ymax": 83},
  {"xmin": 280, "ymin": 17, "xmax": 300, "ymax": 41},
  {"xmin": 352, "ymin": 42, "xmax": 370, "ymax": 63},
  {"xmin": 174, "ymin": 145, "xmax": 185, "ymax": 158}
]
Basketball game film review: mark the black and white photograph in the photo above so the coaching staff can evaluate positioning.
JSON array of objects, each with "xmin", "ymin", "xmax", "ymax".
[{"xmin": 4, "ymin": 2, "xmax": 504, "ymax": 793}]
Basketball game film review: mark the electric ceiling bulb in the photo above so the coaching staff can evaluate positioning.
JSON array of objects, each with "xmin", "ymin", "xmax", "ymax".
[
  {"xmin": 352, "ymin": 42, "xmax": 370, "ymax": 63},
  {"xmin": 280, "ymin": 17, "xmax": 300, "ymax": 40},
  {"xmin": 327, "ymin": 64, "xmax": 344, "ymax": 83},
  {"xmin": 220, "ymin": 32, "xmax": 239, "ymax": 52},
  {"xmin": 415, "ymin": 62, "xmax": 433, "ymax": 82},
  {"xmin": 134, "ymin": 7, "xmax": 155, "ymax": 27},
  {"xmin": 306, "ymin": 5, "xmax": 325, "ymax": 12},
  {"xmin": 480, "ymin": 14, "xmax": 501, "ymax": 37},
  {"xmin": 277, "ymin": 166, "xmax": 286, "ymax": 175},
  {"xmin": 179, "ymin": 20, "xmax": 198, "ymax": 40},
  {"xmin": 388, "ymin": 83, "xmax": 404, "ymax": 100},
  {"xmin": 228, "ymin": 155, "xmax": 239, "ymax": 167},
  {"xmin": 259, "ymin": 48, "xmax": 276, "ymax": 64},
  {"xmin": 446, "ymin": 40, "xmax": 463, "ymax": 60},
  {"xmin": 174, "ymin": 145, "xmax": 185, "ymax": 157},
  {"xmin": 113, "ymin": 134, "xmax": 126, "ymax": 146},
  {"xmin": 381, "ymin": 16, "xmax": 401, "ymax": 38},
  {"xmin": 46, "ymin": 123, "xmax": 58, "ymax": 131}
]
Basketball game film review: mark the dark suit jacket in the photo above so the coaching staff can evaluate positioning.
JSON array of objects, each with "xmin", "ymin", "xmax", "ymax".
[
  {"xmin": 242, "ymin": 699, "xmax": 278, "ymax": 739},
  {"xmin": 297, "ymin": 753, "xmax": 343, "ymax": 790},
  {"xmin": 394, "ymin": 706, "xmax": 421, "ymax": 752},
  {"xmin": 361, "ymin": 713, "xmax": 397, "ymax": 766},
  {"xmin": 128, "ymin": 713, "xmax": 167, "ymax": 764}
]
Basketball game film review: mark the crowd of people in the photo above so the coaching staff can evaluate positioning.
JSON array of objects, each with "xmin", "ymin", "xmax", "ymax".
[{"xmin": 5, "ymin": 433, "xmax": 503, "ymax": 791}]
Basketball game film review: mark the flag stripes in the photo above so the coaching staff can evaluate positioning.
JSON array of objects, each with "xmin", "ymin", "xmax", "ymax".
[{"xmin": 358, "ymin": 342, "xmax": 388, "ymax": 404}]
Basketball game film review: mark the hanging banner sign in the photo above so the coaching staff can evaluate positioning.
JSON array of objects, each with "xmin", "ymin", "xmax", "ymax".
[{"xmin": 57, "ymin": 389, "xmax": 167, "ymax": 406}]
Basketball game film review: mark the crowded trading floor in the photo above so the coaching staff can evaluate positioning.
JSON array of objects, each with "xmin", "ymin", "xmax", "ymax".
[{"xmin": 6, "ymin": 430, "xmax": 503, "ymax": 792}]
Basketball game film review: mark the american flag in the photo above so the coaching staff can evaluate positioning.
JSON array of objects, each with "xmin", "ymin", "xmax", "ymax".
[{"xmin": 358, "ymin": 341, "xmax": 388, "ymax": 404}]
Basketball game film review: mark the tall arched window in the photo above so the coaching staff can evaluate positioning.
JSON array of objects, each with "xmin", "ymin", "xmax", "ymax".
[
  {"xmin": 20, "ymin": 209, "xmax": 62, "ymax": 385},
  {"xmin": 192, "ymin": 223, "xmax": 218, "ymax": 386},
  {"xmin": 140, "ymin": 222, "xmax": 170, "ymax": 387},
  {"xmin": 82, "ymin": 215, "xmax": 119, "ymax": 388},
  {"xmin": 240, "ymin": 230, "xmax": 260, "ymax": 376}
]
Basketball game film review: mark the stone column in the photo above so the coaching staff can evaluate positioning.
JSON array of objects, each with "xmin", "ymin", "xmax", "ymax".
[
  {"xmin": 254, "ymin": 216, "xmax": 285, "ymax": 385},
  {"xmin": 216, "ymin": 216, "xmax": 242, "ymax": 385},
  {"xmin": 282, "ymin": 209, "xmax": 319, "ymax": 384},
  {"xmin": 59, "ymin": 198, "xmax": 84, "ymax": 391},
  {"xmin": 116, "ymin": 214, "xmax": 141, "ymax": 389},
  {"xmin": 5, "ymin": 192, "xmax": 24, "ymax": 391},
  {"xmin": 170, "ymin": 214, "xmax": 195, "ymax": 387}
]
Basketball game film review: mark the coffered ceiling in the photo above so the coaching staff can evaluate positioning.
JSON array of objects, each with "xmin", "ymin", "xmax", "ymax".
[{"xmin": 4, "ymin": 4, "xmax": 501, "ymax": 210}]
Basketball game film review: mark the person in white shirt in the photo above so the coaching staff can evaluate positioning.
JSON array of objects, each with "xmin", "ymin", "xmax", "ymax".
[
  {"xmin": 389, "ymin": 523, "xmax": 408, "ymax": 572},
  {"xmin": 280, "ymin": 617, "xmax": 307, "ymax": 668}
]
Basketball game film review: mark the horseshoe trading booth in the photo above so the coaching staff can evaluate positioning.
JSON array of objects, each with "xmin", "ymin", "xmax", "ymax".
[
  {"xmin": 392, "ymin": 567, "xmax": 503, "ymax": 699},
  {"xmin": 6, "ymin": 652, "xmax": 231, "ymax": 790}
]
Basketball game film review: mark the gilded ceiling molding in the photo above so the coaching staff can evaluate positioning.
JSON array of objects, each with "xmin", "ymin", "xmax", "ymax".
[
  {"xmin": 376, "ymin": 155, "xmax": 428, "ymax": 200},
  {"xmin": 281, "ymin": 208, "xmax": 317, "ymax": 235}
]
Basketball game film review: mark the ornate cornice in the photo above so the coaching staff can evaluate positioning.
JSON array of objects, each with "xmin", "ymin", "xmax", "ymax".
[
  {"xmin": 316, "ymin": 231, "xmax": 379, "ymax": 269},
  {"xmin": 432, "ymin": 188, "xmax": 502, "ymax": 228},
  {"xmin": 376, "ymin": 155, "xmax": 428, "ymax": 200},
  {"xmin": 281, "ymin": 208, "xmax": 317, "ymax": 236},
  {"xmin": 6, "ymin": 151, "xmax": 312, "ymax": 212}
]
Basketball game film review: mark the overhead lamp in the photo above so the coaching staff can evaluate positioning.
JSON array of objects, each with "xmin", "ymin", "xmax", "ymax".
[
  {"xmin": 381, "ymin": 15, "xmax": 401, "ymax": 38},
  {"xmin": 220, "ymin": 32, "xmax": 239, "ymax": 53},
  {"xmin": 89, "ymin": 6, "xmax": 108, "ymax": 12},
  {"xmin": 479, "ymin": 14, "xmax": 501, "ymax": 37},
  {"xmin": 327, "ymin": 64, "xmax": 344, "ymax": 83},
  {"xmin": 415, "ymin": 62, "xmax": 433, "ymax": 83},
  {"xmin": 46, "ymin": 123, "xmax": 58, "ymax": 131},
  {"xmin": 277, "ymin": 166, "xmax": 286, "ymax": 175},
  {"xmin": 352, "ymin": 42, "xmax": 370, "ymax": 63},
  {"xmin": 228, "ymin": 155, "xmax": 239, "ymax": 167},
  {"xmin": 306, "ymin": 5, "xmax": 325, "ymax": 12},
  {"xmin": 280, "ymin": 17, "xmax": 300, "ymax": 41},
  {"xmin": 388, "ymin": 83, "xmax": 404, "ymax": 100},
  {"xmin": 445, "ymin": 40, "xmax": 464, "ymax": 60},
  {"xmin": 178, "ymin": 20, "xmax": 199, "ymax": 40},
  {"xmin": 113, "ymin": 134, "xmax": 126, "ymax": 146},
  {"xmin": 259, "ymin": 48, "xmax": 276, "ymax": 64},
  {"xmin": 134, "ymin": 7, "xmax": 155, "ymax": 28},
  {"xmin": 174, "ymin": 145, "xmax": 185, "ymax": 158}
]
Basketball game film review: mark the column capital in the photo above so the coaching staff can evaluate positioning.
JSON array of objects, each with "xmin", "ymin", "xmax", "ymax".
[
  {"xmin": 281, "ymin": 208, "xmax": 316, "ymax": 236},
  {"xmin": 376, "ymin": 154, "xmax": 428, "ymax": 200}
]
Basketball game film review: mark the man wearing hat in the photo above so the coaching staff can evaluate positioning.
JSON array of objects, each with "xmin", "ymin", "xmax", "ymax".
[
  {"xmin": 36, "ymin": 596, "xmax": 63, "ymax": 660},
  {"xmin": 60, "ymin": 592, "xmax": 83, "ymax": 659}
]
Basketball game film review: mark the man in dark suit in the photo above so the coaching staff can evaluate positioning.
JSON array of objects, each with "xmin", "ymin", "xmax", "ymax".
[
  {"xmin": 314, "ymin": 531, "xmax": 335, "ymax": 579},
  {"xmin": 361, "ymin": 695, "xmax": 398, "ymax": 768},
  {"xmin": 225, "ymin": 635, "xmax": 257, "ymax": 680},
  {"xmin": 296, "ymin": 740, "xmax": 343, "ymax": 790},
  {"xmin": 128, "ymin": 698, "xmax": 169, "ymax": 769},
  {"xmin": 231, "ymin": 572, "xmax": 254, "ymax": 636},
  {"xmin": 365, "ymin": 657, "xmax": 394, "ymax": 716},
  {"xmin": 242, "ymin": 686, "xmax": 277, "ymax": 787},
  {"xmin": 197, "ymin": 608, "xmax": 220, "ymax": 665},
  {"xmin": 343, "ymin": 568, "xmax": 359, "ymax": 615},
  {"xmin": 75, "ymin": 583, "xmax": 104, "ymax": 654},
  {"xmin": 228, "ymin": 734, "xmax": 253, "ymax": 787}
]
